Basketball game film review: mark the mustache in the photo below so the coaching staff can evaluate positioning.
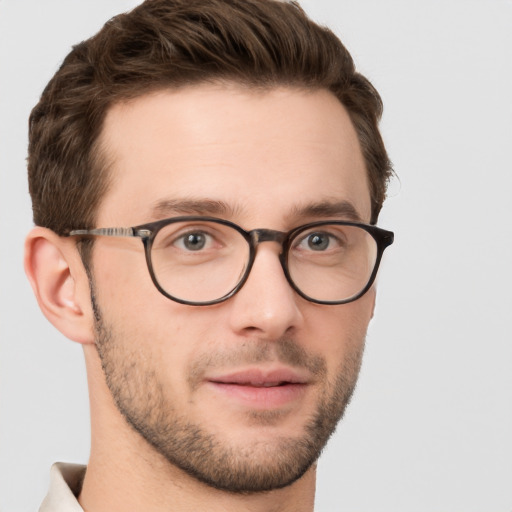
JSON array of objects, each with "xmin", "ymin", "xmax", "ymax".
[{"xmin": 187, "ymin": 338, "xmax": 327, "ymax": 389}]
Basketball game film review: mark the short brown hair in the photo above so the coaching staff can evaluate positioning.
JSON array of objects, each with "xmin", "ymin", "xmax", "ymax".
[{"xmin": 28, "ymin": 0, "xmax": 392, "ymax": 234}]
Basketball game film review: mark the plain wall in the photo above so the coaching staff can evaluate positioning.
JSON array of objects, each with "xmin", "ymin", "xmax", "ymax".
[{"xmin": 1, "ymin": 1, "xmax": 511, "ymax": 511}]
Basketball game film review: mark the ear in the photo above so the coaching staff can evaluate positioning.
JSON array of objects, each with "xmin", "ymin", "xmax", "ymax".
[
  {"xmin": 24, "ymin": 227, "xmax": 95, "ymax": 345},
  {"xmin": 366, "ymin": 286, "xmax": 377, "ymax": 322}
]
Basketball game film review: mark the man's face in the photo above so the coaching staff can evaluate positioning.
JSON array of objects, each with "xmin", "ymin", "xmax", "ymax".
[{"xmin": 90, "ymin": 84, "xmax": 375, "ymax": 492}]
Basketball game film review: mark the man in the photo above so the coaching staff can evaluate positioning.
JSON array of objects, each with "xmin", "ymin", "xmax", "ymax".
[{"xmin": 24, "ymin": 0, "xmax": 393, "ymax": 510}]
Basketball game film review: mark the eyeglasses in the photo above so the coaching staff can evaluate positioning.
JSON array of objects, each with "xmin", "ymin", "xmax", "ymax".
[{"xmin": 68, "ymin": 216, "xmax": 394, "ymax": 306}]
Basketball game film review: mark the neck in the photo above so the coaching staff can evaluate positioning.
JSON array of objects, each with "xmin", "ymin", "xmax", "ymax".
[{"xmin": 80, "ymin": 345, "xmax": 317, "ymax": 512}]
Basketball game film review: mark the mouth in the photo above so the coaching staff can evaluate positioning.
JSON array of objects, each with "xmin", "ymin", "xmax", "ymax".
[{"xmin": 205, "ymin": 368, "xmax": 310, "ymax": 409}]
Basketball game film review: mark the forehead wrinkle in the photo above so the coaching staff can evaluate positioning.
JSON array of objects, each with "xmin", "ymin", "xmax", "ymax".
[{"xmin": 149, "ymin": 197, "xmax": 246, "ymax": 220}]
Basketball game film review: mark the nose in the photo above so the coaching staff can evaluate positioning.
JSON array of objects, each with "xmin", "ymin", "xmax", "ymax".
[{"xmin": 227, "ymin": 242, "xmax": 304, "ymax": 339}]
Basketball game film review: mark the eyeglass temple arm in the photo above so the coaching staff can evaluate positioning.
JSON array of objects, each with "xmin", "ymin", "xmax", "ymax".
[{"xmin": 68, "ymin": 228, "xmax": 151, "ymax": 238}]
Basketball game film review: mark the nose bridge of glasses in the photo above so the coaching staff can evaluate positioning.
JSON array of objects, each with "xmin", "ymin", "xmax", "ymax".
[{"xmin": 250, "ymin": 228, "xmax": 287, "ymax": 248}]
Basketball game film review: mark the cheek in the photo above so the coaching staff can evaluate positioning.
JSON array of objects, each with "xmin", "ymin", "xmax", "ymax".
[
  {"xmin": 93, "ymin": 239, "xmax": 197, "ymax": 335},
  {"xmin": 302, "ymin": 290, "xmax": 375, "ymax": 374},
  {"xmin": 92, "ymin": 245, "xmax": 191, "ymax": 377}
]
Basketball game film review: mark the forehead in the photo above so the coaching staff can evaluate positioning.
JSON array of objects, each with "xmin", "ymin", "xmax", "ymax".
[{"xmin": 97, "ymin": 84, "xmax": 371, "ymax": 227}]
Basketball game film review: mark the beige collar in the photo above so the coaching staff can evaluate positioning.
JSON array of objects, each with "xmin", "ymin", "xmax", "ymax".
[{"xmin": 39, "ymin": 462, "xmax": 86, "ymax": 512}]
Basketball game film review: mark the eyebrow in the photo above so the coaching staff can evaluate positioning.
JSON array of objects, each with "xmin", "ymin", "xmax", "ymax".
[
  {"xmin": 150, "ymin": 198, "xmax": 242, "ymax": 219},
  {"xmin": 149, "ymin": 198, "xmax": 363, "ymax": 224},
  {"xmin": 289, "ymin": 200, "xmax": 364, "ymax": 223}
]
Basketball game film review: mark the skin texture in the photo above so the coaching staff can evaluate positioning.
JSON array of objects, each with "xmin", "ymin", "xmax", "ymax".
[{"xmin": 25, "ymin": 84, "xmax": 376, "ymax": 512}]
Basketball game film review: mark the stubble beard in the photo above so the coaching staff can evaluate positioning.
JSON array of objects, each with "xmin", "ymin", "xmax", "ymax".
[{"xmin": 91, "ymin": 292, "xmax": 365, "ymax": 493}]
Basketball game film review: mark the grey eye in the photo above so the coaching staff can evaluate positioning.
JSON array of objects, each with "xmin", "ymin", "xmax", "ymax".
[
  {"xmin": 182, "ymin": 232, "xmax": 207, "ymax": 251},
  {"xmin": 175, "ymin": 232, "xmax": 208, "ymax": 251},
  {"xmin": 306, "ymin": 232, "xmax": 330, "ymax": 251}
]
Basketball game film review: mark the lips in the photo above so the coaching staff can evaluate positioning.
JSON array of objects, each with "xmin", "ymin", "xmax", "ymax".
[
  {"xmin": 209, "ymin": 368, "xmax": 308, "ymax": 386},
  {"xmin": 205, "ymin": 368, "xmax": 310, "ymax": 408}
]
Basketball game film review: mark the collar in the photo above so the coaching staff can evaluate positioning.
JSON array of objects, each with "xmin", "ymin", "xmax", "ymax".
[{"xmin": 39, "ymin": 462, "xmax": 86, "ymax": 512}]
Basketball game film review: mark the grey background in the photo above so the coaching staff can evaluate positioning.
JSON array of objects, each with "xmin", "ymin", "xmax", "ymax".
[{"xmin": 1, "ymin": 1, "xmax": 511, "ymax": 511}]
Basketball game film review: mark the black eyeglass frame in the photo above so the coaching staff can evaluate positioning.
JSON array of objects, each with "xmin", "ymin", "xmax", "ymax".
[{"xmin": 68, "ymin": 216, "xmax": 394, "ymax": 306}]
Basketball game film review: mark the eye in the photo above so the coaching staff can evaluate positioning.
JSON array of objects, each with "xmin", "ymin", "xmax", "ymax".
[
  {"xmin": 305, "ymin": 232, "xmax": 330, "ymax": 251},
  {"xmin": 174, "ymin": 231, "xmax": 213, "ymax": 251},
  {"xmin": 153, "ymin": 221, "xmax": 235, "ymax": 255},
  {"xmin": 296, "ymin": 231, "xmax": 339, "ymax": 252}
]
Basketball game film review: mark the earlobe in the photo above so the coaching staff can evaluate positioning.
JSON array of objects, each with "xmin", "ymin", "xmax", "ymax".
[{"xmin": 24, "ymin": 227, "xmax": 95, "ymax": 345}]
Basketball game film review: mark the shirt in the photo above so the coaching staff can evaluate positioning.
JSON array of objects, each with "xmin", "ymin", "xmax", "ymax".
[{"xmin": 39, "ymin": 463, "xmax": 86, "ymax": 512}]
